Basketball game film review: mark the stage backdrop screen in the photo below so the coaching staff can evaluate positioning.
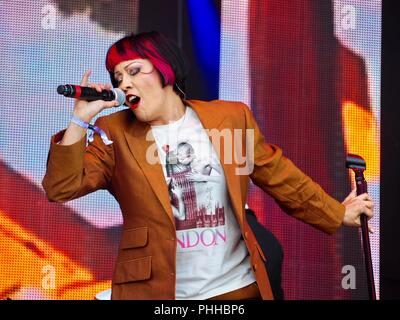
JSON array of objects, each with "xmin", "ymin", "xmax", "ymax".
[{"xmin": 0, "ymin": 0, "xmax": 380, "ymax": 299}]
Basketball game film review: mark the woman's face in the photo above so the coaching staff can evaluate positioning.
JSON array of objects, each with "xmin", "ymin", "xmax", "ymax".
[{"xmin": 113, "ymin": 59, "xmax": 169, "ymax": 123}]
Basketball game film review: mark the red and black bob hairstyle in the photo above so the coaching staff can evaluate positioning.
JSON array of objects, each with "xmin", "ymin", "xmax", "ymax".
[{"xmin": 105, "ymin": 31, "xmax": 189, "ymax": 98}]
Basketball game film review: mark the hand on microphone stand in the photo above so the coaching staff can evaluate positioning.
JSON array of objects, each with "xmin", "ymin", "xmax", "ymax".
[
  {"xmin": 341, "ymin": 188, "xmax": 375, "ymax": 233},
  {"xmin": 344, "ymin": 154, "xmax": 377, "ymax": 300}
]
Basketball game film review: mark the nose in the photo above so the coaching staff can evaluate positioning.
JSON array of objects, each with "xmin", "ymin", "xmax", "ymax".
[{"xmin": 118, "ymin": 74, "xmax": 133, "ymax": 92}]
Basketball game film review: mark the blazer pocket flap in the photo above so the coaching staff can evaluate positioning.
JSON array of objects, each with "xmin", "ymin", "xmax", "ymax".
[
  {"xmin": 114, "ymin": 256, "xmax": 152, "ymax": 284},
  {"xmin": 121, "ymin": 227, "xmax": 148, "ymax": 249}
]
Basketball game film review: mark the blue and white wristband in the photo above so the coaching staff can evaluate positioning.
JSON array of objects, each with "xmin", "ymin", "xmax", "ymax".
[{"xmin": 70, "ymin": 115, "xmax": 113, "ymax": 145}]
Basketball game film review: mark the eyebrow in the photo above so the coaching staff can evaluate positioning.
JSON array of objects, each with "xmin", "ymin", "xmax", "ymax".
[{"xmin": 114, "ymin": 61, "xmax": 142, "ymax": 76}]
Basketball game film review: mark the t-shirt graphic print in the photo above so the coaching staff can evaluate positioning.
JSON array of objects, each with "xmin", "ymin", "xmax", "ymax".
[{"xmin": 165, "ymin": 140, "xmax": 226, "ymax": 247}]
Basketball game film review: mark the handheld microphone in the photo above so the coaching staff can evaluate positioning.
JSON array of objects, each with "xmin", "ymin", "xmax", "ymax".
[{"xmin": 57, "ymin": 84, "xmax": 126, "ymax": 106}]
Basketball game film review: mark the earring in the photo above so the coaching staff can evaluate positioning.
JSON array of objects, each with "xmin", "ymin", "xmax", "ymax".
[{"xmin": 174, "ymin": 83, "xmax": 186, "ymax": 100}]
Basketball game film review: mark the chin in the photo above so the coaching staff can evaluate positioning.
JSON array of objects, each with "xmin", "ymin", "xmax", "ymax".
[{"xmin": 131, "ymin": 109, "xmax": 148, "ymax": 122}]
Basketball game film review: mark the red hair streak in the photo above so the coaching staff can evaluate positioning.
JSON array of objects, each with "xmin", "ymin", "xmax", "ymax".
[{"xmin": 106, "ymin": 37, "xmax": 175, "ymax": 86}]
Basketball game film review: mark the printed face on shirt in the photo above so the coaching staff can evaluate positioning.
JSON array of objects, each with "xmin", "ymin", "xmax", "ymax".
[
  {"xmin": 177, "ymin": 143, "xmax": 195, "ymax": 165},
  {"xmin": 114, "ymin": 59, "xmax": 172, "ymax": 124}
]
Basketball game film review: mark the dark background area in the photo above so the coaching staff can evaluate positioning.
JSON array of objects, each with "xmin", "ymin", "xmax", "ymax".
[{"xmin": 138, "ymin": 0, "xmax": 221, "ymax": 101}]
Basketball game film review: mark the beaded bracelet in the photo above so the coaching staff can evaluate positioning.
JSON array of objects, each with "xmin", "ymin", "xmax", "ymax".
[{"xmin": 70, "ymin": 115, "xmax": 113, "ymax": 145}]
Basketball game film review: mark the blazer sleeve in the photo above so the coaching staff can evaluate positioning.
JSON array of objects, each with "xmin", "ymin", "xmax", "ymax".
[
  {"xmin": 42, "ymin": 116, "xmax": 115, "ymax": 203},
  {"xmin": 242, "ymin": 103, "xmax": 345, "ymax": 234}
]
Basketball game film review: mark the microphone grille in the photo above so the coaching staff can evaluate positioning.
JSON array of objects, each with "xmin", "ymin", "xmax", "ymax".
[
  {"xmin": 113, "ymin": 88, "xmax": 126, "ymax": 106},
  {"xmin": 57, "ymin": 85, "xmax": 66, "ymax": 95}
]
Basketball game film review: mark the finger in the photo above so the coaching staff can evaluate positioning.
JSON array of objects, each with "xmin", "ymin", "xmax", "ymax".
[
  {"xmin": 363, "ymin": 195, "xmax": 373, "ymax": 203},
  {"xmin": 80, "ymin": 69, "xmax": 92, "ymax": 86},
  {"xmin": 350, "ymin": 188, "xmax": 357, "ymax": 197},
  {"xmin": 357, "ymin": 193, "xmax": 370, "ymax": 201},
  {"xmin": 368, "ymin": 224, "xmax": 375, "ymax": 234},
  {"xmin": 92, "ymin": 84, "xmax": 103, "ymax": 93},
  {"xmin": 103, "ymin": 100, "xmax": 120, "ymax": 108},
  {"xmin": 354, "ymin": 217, "xmax": 361, "ymax": 228},
  {"xmin": 343, "ymin": 188, "xmax": 357, "ymax": 202},
  {"xmin": 361, "ymin": 207, "xmax": 374, "ymax": 219},
  {"xmin": 363, "ymin": 200, "xmax": 374, "ymax": 210},
  {"xmin": 88, "ymin": 83, "xmax": 98, "ymax": 91},
  {"xmin": 105, "ymin": 83, "xmax": 112, "ymax": 90}
]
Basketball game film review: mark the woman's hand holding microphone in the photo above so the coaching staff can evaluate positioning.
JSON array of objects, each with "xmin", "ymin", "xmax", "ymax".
[{"xmin": 60, "ymin": 70, "xmax": 121, "ymax": 145}]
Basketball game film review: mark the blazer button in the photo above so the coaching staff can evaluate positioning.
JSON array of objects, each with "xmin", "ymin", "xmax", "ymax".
[{"xmin": 244, "ymin": 231, "xmax": 249, "ymax": 239}]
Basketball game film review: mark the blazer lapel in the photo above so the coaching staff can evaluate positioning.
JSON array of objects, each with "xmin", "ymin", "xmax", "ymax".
[{"xmin": 123, "ymin": 120, "xmax": 175, "ymax": 227}]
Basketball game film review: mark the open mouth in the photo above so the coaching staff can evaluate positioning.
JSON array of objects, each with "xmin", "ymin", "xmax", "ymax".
[{"xmin": 126, "ymin": 94, "xmax": 141, "ymax": 110}]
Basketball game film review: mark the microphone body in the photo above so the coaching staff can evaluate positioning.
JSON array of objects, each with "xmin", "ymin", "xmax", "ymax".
[{"xmin": 57, "ymin": 84, "xmax": 125, "ymax": 106}]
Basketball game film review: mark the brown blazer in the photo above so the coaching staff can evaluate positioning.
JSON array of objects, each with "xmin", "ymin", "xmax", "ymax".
[{"xmin": 42, "ymin": 100, "xmax": 345, "ymax": 300}]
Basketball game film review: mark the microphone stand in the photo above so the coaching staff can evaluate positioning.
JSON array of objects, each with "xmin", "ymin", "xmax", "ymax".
[{"xmin": 346, "ymin": 154, "xmax": 376, "ymax": 300}]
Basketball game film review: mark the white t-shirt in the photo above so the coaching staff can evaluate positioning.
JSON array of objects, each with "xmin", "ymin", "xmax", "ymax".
[{"xmin": 151, "ymin": 106, "xmax": 255, "ymax": 300}]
